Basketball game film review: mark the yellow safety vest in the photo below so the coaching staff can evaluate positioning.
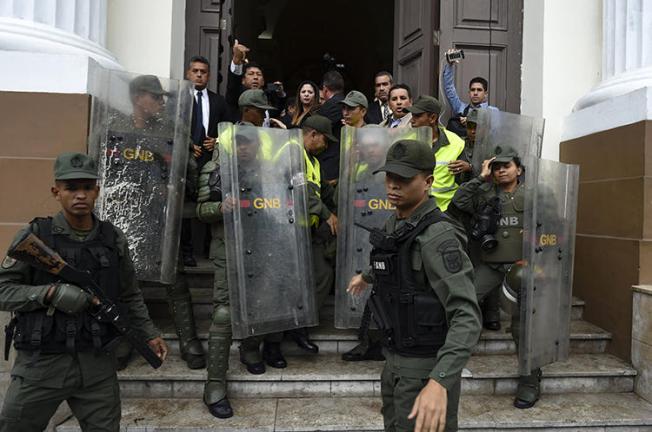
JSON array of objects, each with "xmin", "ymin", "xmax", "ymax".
[
  {"xmin": 217, "ymin": 123, "xmax": 274, "ymax": 160},
  {"xmin": 304, "ymin": 149, "xmax": 322, "ymax": 227},
  {"xmin": 431, "ymin": 127, "xmax": 465, "ymax": 211}
]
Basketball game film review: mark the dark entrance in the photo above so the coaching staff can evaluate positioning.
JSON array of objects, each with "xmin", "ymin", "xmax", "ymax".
[
  {"xmin": 185, "ymin": 0, "xmax": 523, "ymax": 113},
  {"xmin": 229, "ymin": 0, "xmax": 394, "ymax": 100},
  {"xmin": 186, "ymin": 0, "xmax": 394, "ymax": 102}
]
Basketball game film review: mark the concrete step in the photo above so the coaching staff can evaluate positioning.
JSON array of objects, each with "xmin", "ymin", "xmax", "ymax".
[
  {"xmin": 144, "ymin": 286, "xmax": 586, "ymax": 321},
  {"xmin": 116, "ymin": 353, "xmax": 635, "ymax": 399},
  {"xmin": 55, "ymin": 392, "xmax": 652, "ymax": 431},
  {"xmin": 154, "ymin": 317, "xmax": 611, "ymax": 356}
]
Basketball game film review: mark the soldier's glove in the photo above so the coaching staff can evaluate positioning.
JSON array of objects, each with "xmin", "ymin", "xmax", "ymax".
[
  {"xmin": 50, "ymin": 283, "xmax": 93, "ymax": 314},
  {"xmin": 196, "ymin": 202, "xmax": 222, "ymax": 224}
]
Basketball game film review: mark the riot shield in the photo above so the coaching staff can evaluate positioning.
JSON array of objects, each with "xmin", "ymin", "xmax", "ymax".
[
  {"xmin": 334, "ymin": 126, "xmax": 433, "ymax": 329},
  {"xmin": 89, "ymin": 69, "xmax": 192, "ymax": 284},
  {"xmin": 218, "ymin": 123, "xmax": 317, "ymax": 339},
  {"xmin": 472, "ymin": 110, "xmax": 544, "ymax": 169},
  {"xmin": 519, "ymin": 157, "xmax": 579, "ymax": 374}
]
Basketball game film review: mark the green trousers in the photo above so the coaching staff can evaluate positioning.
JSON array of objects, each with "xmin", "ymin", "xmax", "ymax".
[
  {"xmin": 0, "ymin": 372, "xmax": 120, "ymax": 432},
  {"xmin": 381, "ymin": 349, "xmax": 460, "ymax": 432},
  {"xmin": 473, "ymin": 262, "xmax": 504, "ymax": 323},
  {"xmin": 204, "ymin": 223, "xmax": 233, "ymax": 404},
  {"xmin": 312, "ymin": 239, "xmax": 334, "ymax": 311}
]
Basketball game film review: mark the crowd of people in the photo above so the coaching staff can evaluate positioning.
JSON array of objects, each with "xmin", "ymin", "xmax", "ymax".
[{"xmin": 0, "ymin": 40, "xmax": 541, "ymax": 432}]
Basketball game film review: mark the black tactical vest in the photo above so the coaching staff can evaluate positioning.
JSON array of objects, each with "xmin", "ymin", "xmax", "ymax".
[
  {"xmin": 368, "ymin": 210, "xmax": 449, "ymax": 357},
  {"xmin": 12, "ymin": 217, "xmax": 122, "ymax": 355}
]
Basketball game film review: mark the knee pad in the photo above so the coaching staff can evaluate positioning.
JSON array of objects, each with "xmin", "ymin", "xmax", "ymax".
[{"xmin": 212, "ymin": 305, "xmax": 231, "ymax": 327}]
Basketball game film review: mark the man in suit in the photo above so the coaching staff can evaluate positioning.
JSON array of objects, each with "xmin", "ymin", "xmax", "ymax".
[
  {"xmin": 379, "ymin": 84, "xmax": 413, "ymax": 129},
  {"xmin": 364, "ymin": 71, "xmax": 393, "ymax": 125},
  {"xmin": 188, "ymin": 55, "xmax": 228, "ymax": 169},
  {"xmin": 225, "ymin": 40, "xmax": 286, "ymax": 123},
  {"xmin": 315, "ymin": 70, "xmax": 345, "ymax": 183},
  {"xmin": 182, "ymin": 55, "xmax": 228, "ymax": 268}
]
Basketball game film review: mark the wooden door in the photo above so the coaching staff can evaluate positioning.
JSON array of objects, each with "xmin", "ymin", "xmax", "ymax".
[
  {"xmin": 393, "ymin": 0, "xmax": 436, "ymax": 98},
  {"xmin": 438, "ymin": 0, "xmax": 523, "ymax": 113},
  {"xmin": 184, "ymin": 0, "xmax": 232, "ymax": 94}
]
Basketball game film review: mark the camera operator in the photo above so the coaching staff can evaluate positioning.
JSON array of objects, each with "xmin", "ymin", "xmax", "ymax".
[
  {"xmin": 226, "ymin": 39, "xmax": 286, "ymax": 123},
  {"xmin": 442, "ymin": 48, "xmax": 498, "ymax": 137},
  {"xmin": 449, "ymin": 145, "xmax": 542, "ymax": 410}
]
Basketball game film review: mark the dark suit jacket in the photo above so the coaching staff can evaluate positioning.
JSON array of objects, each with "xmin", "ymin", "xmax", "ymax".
[
  {"xmin": 315, "ymin": 92, "xmax": 345, "ymax": 181},
  {"xmin": 225, "ymin": 69, "xmax": 286, "ymax": 122},
  {"xmin": 192, "ymin": 89, "xmax": 227, "ymax": 167},
  {"xmin": 364, "ymin": 99, "xmax": 384, "ymax": 125}
]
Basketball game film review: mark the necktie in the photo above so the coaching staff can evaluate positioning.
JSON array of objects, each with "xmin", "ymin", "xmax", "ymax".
[
  {"xmin": 382, "ymin": 104, "xmax": 390, "ymax": 121},
  {"xmin": 193, "ymin": 91, "xmax": 205, "ymax": 144}
]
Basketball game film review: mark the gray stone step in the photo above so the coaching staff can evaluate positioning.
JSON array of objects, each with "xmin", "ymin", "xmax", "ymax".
[
  {"xmin": 142, "ymin": 286, "xmax": 586, "ymax": 321},
  {"xmin": 55, "ymin": 392, "xmax": 652, "ymax": 431},
  {"xmin": 154, "ymin": 317, "xmax": 611, "ymax": 356},
  {"xmin": 116, "ymin": 353, "xmax": 635, "ymax": 399}
]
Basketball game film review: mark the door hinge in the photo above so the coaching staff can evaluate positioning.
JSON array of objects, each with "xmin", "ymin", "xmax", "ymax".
[
  {"xmin": 433, "ymin": 29, "xmax": 441, "ymax": 46},
  {"xmin": 220, "ymin": 19, "xmax": 227, "ymax": 31}
]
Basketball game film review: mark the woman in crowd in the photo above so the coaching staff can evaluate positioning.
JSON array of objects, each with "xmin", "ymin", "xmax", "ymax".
[{"xmin": 290, "ymin": 80, "xmax": 321, "ymax": 126}]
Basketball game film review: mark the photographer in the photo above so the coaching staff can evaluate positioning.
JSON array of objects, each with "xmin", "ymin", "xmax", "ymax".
[
  {"xmin": 226, "ymin": 39, "xmax": 286, "ymax": 122},
  {"xmin": 442, "ymin": 48, "xmax": 498, "ymax": 137},
  {"xmin": 450, "ymin": 145, "xmax": 542, "ymax": 410}
]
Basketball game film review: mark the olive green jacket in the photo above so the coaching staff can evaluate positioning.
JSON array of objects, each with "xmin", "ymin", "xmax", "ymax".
[
  {"xmin": 365, "ymin": 197, "xmax": 482, "ymax": 391},
  {"xmin": 0, "ymin": 212, "xmax": 159, "ymax": 387}
]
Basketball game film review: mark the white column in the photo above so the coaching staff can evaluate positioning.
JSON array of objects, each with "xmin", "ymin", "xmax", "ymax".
[
  {"xmin": 0, "ymin": 0, "xmax": 119, "ymax": 69},
  {"xmin": 574, "ymin": 0, "xmax": 652, "ymax": 110}
]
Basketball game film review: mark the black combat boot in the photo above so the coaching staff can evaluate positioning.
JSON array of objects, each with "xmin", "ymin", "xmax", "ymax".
[
  {"xmin": 204, "ymin": 334, "xmax": 234, "ymax": 418},
  {"xmin": 514, "ymin": 368, "xmax": 542, "ymax": 409},
  {"xmin": 263, "ymin": 342, "xmax": 287, "ymax": 368},
  {"xmin": 341, "ymin": 340, "xmax": 384, "ymax": 361},
  {"xmin": 287, "ymin": 328, "xmax": 319, "ymax": 354}
]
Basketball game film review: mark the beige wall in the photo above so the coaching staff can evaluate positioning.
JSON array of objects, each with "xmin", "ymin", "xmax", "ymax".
[
  {"xmin": 106, "ymin": 0, "xmax": 186, "ymax": 79},
  {"xmin": 0, "ymin": 92, "xmax": 91, "ymax": 252},
  {"xmin": 522, "ymin": 0, "xmax": 603, "ymax": 160},
  {"xmin": 561, "ymin": 120, "xmax": 652, "ymax": 360}
]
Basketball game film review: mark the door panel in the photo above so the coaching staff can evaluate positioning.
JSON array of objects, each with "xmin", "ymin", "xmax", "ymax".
[
  {"xmin": 184, "ymin": 0, "xmax": 231, "ymax": 94},
  {"xmin": 437, "ymin": 0, "xmax": 522, "ymax": 113},
  {"xmin": 393, "ymin": 0, "xmax": 435, "ymax": 97}
]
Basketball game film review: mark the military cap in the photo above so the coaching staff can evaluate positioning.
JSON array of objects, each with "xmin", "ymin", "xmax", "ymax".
[
  {"xmin": 491, "ymin": 145, "xmax": 520, "ymax": 164},
  {"xmin": 54, "ymin": 152, "xmax": 99, "ymax": 180},
  {"xmin": 406, "ymin": 95, "xmax": 442, "ymax": 115},
  {"xmin": 338, "ymin": 90, "xmax": 369, "ymax": 108},
  {"xmin": 129, "ymin": 75, "xmax": 170, "ymax": 96},
  {"xmin": 302, "ymin": 115, "xmax": 338, "ymax": 142},
  {"xmin": 238, "ymin": 89, "xmax": 275, "ymax": 110},
  {"xmin": 466, "ymin": 108, "xmax": 479, "ymax": 124},
  {"xmin": 373, "ymin": 139, "xmax": 435, "ymax": 178}
]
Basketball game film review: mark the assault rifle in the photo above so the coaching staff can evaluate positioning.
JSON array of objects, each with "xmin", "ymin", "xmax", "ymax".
[{"xmin": 8, "ymin": 231, "xmax": 163, "ymax": 369}]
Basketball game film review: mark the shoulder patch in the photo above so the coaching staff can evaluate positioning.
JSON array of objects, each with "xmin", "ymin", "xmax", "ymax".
[
  {"xmin": 1, "ymin": 256, "xmax": 16, "ymax": 269},
  {"xmin": 437, "ymin": 238, "xmax": 463, "ymax": 273}
]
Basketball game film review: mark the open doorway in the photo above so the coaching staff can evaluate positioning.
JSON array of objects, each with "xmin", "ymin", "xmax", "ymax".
[{"xmin": 231, "ymin": 0, "xmax": 394, "ymax": 102}]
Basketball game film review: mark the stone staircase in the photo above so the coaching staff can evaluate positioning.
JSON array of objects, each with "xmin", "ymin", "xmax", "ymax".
[{"xmin": 56, "ymin": 261, "xmax": 652, "ymax": 431}]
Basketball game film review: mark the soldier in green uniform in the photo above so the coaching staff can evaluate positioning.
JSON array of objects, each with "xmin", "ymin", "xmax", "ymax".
[
  {"xmin": 450, "ymin": 145, "xmax": 541, "ymax": 408},
  {"xmin": 446, "ymin": 108, "xmax": 501, "ymax": 331},
  {"xmin": 291, "ymin": 115, "xmax": 338, "ymax": 352},
  {"xmin": 196, "ymin": 89, "xmax": 282, "ymax": 419},
  {"xmin": 0, "ymin": 152, "xmax": 168, "ymax": 431},
  {"xmin": 456, "ymin": 108, "xmax": 479, "ymax": 185},
  {"xmin": 348, "ymin": 139, "xmax": 481, "ymax": 432}
]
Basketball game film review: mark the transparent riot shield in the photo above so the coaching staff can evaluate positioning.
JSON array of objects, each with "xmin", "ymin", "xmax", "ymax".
[
  {"xmin": 89, "ymin": 70, "xmax": 192, "ymax": 284},
  {"xmin": 218, "ymin": 123, "xmax": 317, "ymax": 338},
  {"xmin": 519, "ymin": 157, "xmax": 580, "ymax": 374},
  {"xmin": 472, "ymin": 110, "xmax": 544, "ymax": 169},
  {"xmin": 334, "ymin": 126, "xmax": 433, "ymax": 329}
]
